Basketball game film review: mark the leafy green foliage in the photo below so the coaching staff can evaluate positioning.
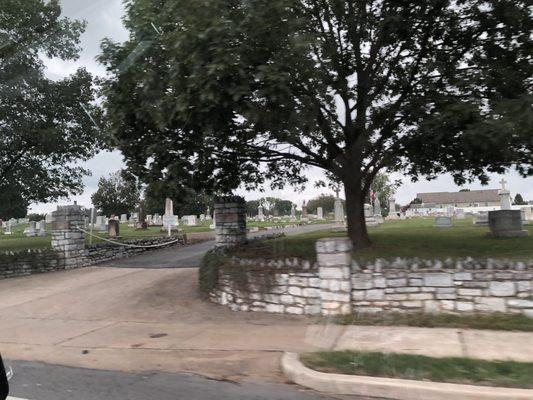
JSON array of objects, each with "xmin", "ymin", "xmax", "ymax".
[
  {"xmin": 0, "ymin": 190, "xmax": 28, "ymax": 220},
  {"xmin": 0, "ymin": 0, "xmax": 104, "ymax": 205},
  {"xmin": 99, "ymin": 0, "xmax": 532, "ymax": 248},
  {"xmin": 91, "ymin": 171, "xmax": 141, "ymax": 216},
  {"xmin": 514, "ymin": 193, "xmax": 527, "ymax": 205},
  {"xmin": 307, "ymin": 194, "xmax": 338, "ymax": 214},
  {"xmin": 246, "ymin": 197, "xmax": 294, "ymax": 216},
  {"xmin": 143, "ymin": 183, "xmax": 214, "ymax": 216},
  {"xmin": 198, "ymin": 250, "xmax": 223, "ymax": 295}
]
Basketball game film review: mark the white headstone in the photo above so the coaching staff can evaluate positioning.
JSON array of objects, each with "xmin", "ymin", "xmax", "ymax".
[
  {"xmin": 4, "ymin": 221, "xmax": 12, "ymax": 235},
  {"xmin": 95, "ymin": 216, "xmax": 107, "ymax": 232},
  {"xmin": 373, "ymin": 196, "xmax": 382, "ymax": 217},
  {"xmin": 37, "ymin": 220, "xmax": 46, "ymax": 237},
  {"xmin": 317, "ymin": 207, "xmax": 324, "ymax": 220},
  {"xmin": 258, "ymin": 205, "xmax": 265, "ymax": 222},
  {"xmin": 209, "ymin": 213, "xmax": 216, "ymax": 229},
  {"xmin": 206, "ymin": 207, "xmax": 212, "ymax": 220},
  {"xmin": 120, "ymin": 214, "xmax": 128, "ymax": 223},
  {"xmin": 186, "ymin": 215, "xmax": 197, "ymax": 226},
  {"xmin": 45, "ymin": 213, "xmax": 53, "ymax": 223},
  {"xmin": 290, "ymin": 203, "xmax": 296, "ymax": 221},
  {"xmin": 498, "ymin": 179, "xmax": 512, "ymax": 210},
  {"xmin": 164, "ymin": 198, "xmax": 173, "ymax": 216},
  {"xmin": 24, "ymin": 221, "xmax": 37, "ymax": 237},
  {"xmin": 334, "ymin": 198, "xmax": 344, "ymax": 222}
]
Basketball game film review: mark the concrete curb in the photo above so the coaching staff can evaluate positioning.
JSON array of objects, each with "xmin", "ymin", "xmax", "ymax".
[{"xmin": 281, "ymin": 352, "xmax": 533, "ymax": 400}]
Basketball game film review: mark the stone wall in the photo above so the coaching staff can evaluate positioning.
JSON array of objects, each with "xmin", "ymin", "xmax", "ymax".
[
  {"xmin": 0, "ymin": 237, "xmax": 185, "ymax": 280},
  {"xmin": 0, "ymin": 249, "xmax": 62, "ymax": 279},
  {"xmin": 351, "ymin": 268, "xmax": 532, "ymax": 316},
  {"xmin": 0, "ymin": 204, "xmax": 186, "ymax": 280},
  {"xmin": 210, "ymin": 238, "xmax": 533, "ymax": 317}
]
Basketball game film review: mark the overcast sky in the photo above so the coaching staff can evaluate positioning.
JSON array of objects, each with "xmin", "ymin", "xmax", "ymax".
[{"xmin": 31, "ymin": 0, "xmax": 533, "ymax": 213}]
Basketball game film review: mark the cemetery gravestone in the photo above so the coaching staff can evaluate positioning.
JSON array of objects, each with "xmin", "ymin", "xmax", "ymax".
[
  {"xmin": 120, "ymin": 214, "xmax": 128, "ymax": 223},
  {"xmin": 373, "ymin": 196, "xmax": 383, "ymax": 224},
  {"xmin": 365, "ymin": 204, "xmax": 378, "ymax": 226},
  {"xmin": 108, "ymin": 220, "xmax": 120, "ymax": 238},
  {"xmin": 290, "ymin": 204, "xmax": 297, "ymax": 221},
  {"xmin": 24, "ymin": 221, "xmax": 37, "ymax": 237},
  {"xmin": 95, "ymin": 216, "xmax": 107, "ymax": 232},
  {"xmin": 317, "ymin": 207, "xmax": 324, "ymax": 220},
  {"xmin": 473, "ymin": 213, "xmax": 489, "ymax": 226},
  {"xmin": 488, "ymin": 210, "xmax": 529, "ymax": 238},
  {"xmin": 387, "ymin": 199, "xmax": 399, "ymax": 220},
  {"xmin": 498, "ymin": 179, "xmax": 512, "ymax": 210},
  {"xmin": 435, "ymin": 216, "xmax": 453, "ymax": 228},
  {"xmin": 301, "ymin": 201, "xmax": 308, "ymax": 221},
  {"xmin": 257, "ymin": 205, "xmax": 265, "ymax": 222},
  {"xmin": 37, "ymin": 220, "xmax": 46, "ymax": 237},
  {"xmin": 334, "ymin": 197, "xmax": 344, "ymax": 222},
  {"xmin": 186, "ymin": 215, "xmax": 197, "ymax": 226}
]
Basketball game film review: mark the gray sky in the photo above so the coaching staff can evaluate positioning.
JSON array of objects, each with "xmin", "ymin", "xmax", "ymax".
[{"xmin": 31, "ymin": 0, "xmax": 533, "ymax": 213}]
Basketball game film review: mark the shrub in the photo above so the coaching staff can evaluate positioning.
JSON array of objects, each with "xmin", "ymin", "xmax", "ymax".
[{"xmin": 198, "ymin": 250, "xmax": 224, "ymax": 295}]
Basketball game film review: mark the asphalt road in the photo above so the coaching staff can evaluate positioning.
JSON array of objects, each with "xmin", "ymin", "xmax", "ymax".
[
  {"xmin": 5, "ymin": 360, "xmax": 371, "ymax": 400},
  {"xmin": 100, "ymin": 223, "xmax": 342, "ymax": 268}
]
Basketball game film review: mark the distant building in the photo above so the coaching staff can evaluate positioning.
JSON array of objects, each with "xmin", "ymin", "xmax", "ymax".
[{"xmin": 416, "ymin": 189, "xmax": 500, "ymax": 208}]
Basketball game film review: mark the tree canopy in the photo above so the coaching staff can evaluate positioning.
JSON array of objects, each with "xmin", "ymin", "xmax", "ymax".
[
  {"xmin": 99, "ymin": 0, "xmax": 532, "ymax": 249},
  {"xmin": 91, "ymin": 171, "xmax": 141, "ymax": 216},
  {"xmin": 143, "ymin": 183, "xmax": 213, "ymax": 216},
  {"xmin": 0, "ymin": 0, "xmax": 104, "ymax": 207},
  {"xmin": 513, "ymin": 193, "xmax": 527, "ymax": 205}
]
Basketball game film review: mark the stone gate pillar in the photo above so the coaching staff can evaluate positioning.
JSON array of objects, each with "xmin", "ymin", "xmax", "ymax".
[
  {"xmin": 51, "ymin": 205, "xmax": 86, "ymax": 268},
  {"xmin": 214, "ymin": 196, "xmax": 247, "ymax": 249},
  {"xmin": 316, "ymin": 237, "xmax": 353, "ymax": 315}
]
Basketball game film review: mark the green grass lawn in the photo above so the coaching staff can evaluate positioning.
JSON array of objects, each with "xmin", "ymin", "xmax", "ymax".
[
  {"xmin": 301, "ymin": 350, "xmax": 533, "ymax": 389},
  {"xmin": 229, "ymin": 217, "xmax": 533, "ymax": 261},
  {"xmin": 332, "ymin": 312, "xmax": 533, "ymax": 332},
  {"xmin": 0, "ymin": 218, "xmax": 334, "ymax": 251}
]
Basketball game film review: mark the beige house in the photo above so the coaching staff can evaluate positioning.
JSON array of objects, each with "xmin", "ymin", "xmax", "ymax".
[{"xmin": 417, "ymin": 189, "xmax": 500, "ymax": 208}]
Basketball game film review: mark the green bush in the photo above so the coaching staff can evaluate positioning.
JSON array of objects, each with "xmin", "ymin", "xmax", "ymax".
[{"xmin": 198, "ymin": 250, "xmax": 224, "ymax": 295}]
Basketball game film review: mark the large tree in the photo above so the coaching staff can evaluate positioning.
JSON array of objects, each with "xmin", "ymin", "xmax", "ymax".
[
  {"xmin": 99, "ymin": 0, "xmax": 532, "ymax": 249},
  {"xmin": 0, "ymin": 0, "xmax": 103, "ymax": 207},
  {"xmin": 91, "ymin": 171, "xmax": 141, "ymax": 217}
]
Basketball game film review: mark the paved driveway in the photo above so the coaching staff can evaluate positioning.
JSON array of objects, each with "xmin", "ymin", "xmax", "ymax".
[
  {"xmin": 0, "ymin": 224, "xmax": 342, "ymax": 381},
  {"xmin": 100, "ymin": 223, "xmax": 342, "ymax": 268}
]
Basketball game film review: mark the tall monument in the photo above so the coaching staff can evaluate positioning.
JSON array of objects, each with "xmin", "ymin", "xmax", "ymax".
[{"xmin": 499, "ymin": 179, "xmax": 512, "ymax": 210}]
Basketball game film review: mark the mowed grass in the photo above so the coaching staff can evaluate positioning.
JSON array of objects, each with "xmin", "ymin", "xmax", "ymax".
[
  {"xmin": 230, "ymin": 217, "xmax": 533, "ymax": 261},
  {"xmin": 301, "ymin": 351, "xmax": 533, "ymax": 389},
  {"xmin": 333, "ymin": 312, "xmax": 533, "ymax": 332},
  {"xmin": 0, "ymin": 218, "xmax": 334, "ymax": 251},
  {"xmin": 0, "ymin": 221, "xmax": 208, "ymax": 251}
]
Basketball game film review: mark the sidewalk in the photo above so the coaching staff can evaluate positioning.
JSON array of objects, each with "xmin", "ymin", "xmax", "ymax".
[{"xmin": 306, "ymin": 325, "xmax": 533, "ymax": 362}]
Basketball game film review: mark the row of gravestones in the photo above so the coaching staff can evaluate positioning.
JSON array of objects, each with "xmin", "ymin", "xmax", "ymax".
[{"xmin": 0, "ymin": 218, "xmax": 46, "ymax": 237}]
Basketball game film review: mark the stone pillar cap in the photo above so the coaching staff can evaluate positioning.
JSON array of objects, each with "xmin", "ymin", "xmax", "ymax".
[{"xmin": 316, "ymin": 237, "xmax": 353, "ymax": 253}]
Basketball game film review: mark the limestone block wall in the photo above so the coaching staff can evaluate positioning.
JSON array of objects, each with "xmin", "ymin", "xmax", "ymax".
[
  {"xmin": 210, "ymin": 238, "xmax": 533, "ymax": 317},
  {"xmin": 351, "ymin": 266, "xmax": 532, "ymax": 316},
  {"xmin": 0, "ymin": 249, "xmax": 62, "ymax": 279},
  {"xmin": 209, "ymin": 258, "xmax": 322, "ymax": 315}
]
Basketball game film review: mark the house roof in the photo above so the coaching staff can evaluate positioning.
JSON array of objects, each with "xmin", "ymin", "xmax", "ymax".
[{"xmin": 417, "ymin": 189, "xmax": 500, "ymax": 204}]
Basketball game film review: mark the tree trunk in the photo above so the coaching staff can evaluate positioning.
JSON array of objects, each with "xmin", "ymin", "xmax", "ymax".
[{"xmin": 344, "ymin": 180, "xmax": 372, "ymax": 251}]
